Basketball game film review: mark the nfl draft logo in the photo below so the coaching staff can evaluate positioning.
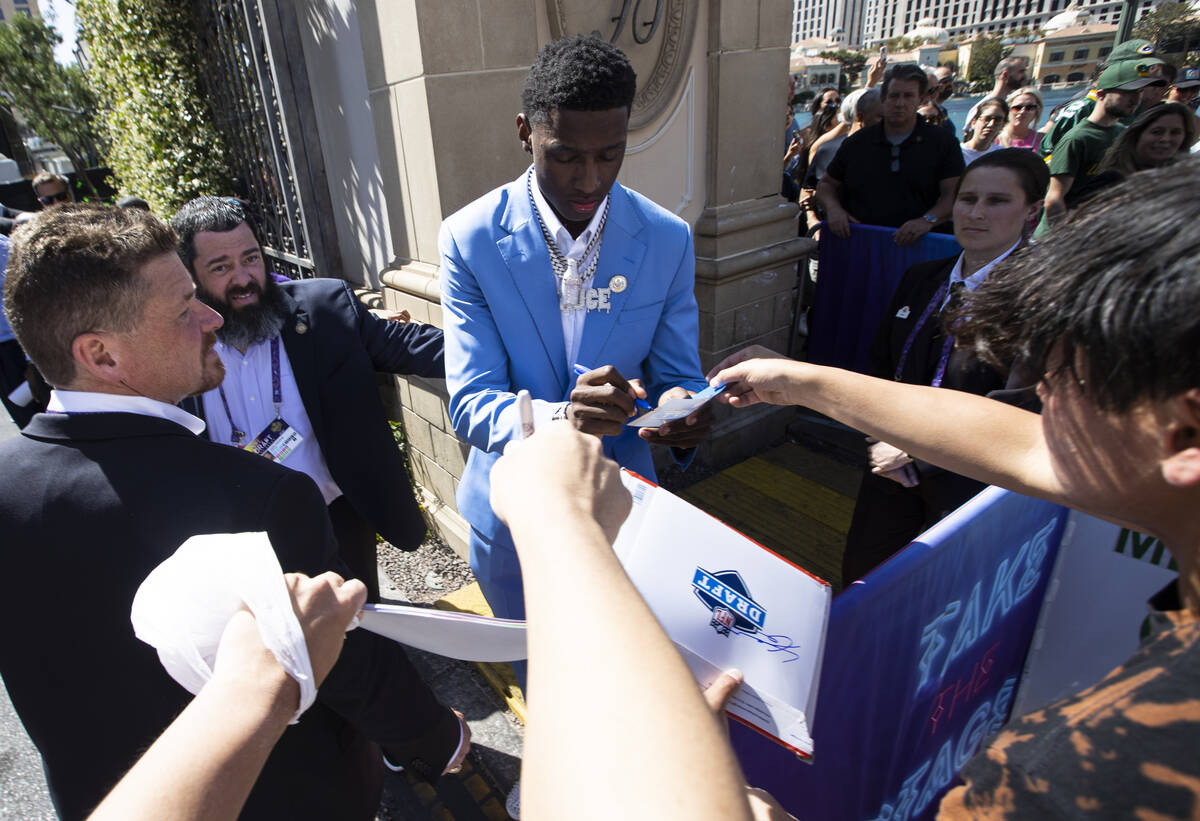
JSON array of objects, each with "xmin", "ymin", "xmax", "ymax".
[{"xmin": 692, "ymin": 568, "xmax": 767, "ymax": 637}]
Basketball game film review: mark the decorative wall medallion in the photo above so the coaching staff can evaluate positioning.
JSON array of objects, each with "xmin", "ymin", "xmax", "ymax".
[{"xmin": 546, "ymin": 0, "xmax": 697, "ymax": 129}]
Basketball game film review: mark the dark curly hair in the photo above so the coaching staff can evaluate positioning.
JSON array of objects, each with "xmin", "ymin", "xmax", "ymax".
[
  {"xmin": 171, "ymin": 196, "xmax": 260, "ymax": 276},
  {"xmin": 521, "ymin": 35, "xmax": 637, "ymax": 126},
  {"xmin": 952, "ymin": 158, "xmax": 1200, "ymax": 412}
]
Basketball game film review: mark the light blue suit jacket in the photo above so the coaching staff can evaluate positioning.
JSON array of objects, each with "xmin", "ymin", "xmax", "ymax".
[{"xmin": 440, "ymin": 169, "xmax": 706, "ymax": 541}]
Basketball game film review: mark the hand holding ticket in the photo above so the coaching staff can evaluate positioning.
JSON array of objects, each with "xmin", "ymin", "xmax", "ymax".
[{"xmin": 628, "ymin": 383, "xmax": 726, "ymax": 428}]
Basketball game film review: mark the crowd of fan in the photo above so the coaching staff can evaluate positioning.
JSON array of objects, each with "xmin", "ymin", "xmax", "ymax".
[{"xmin": 783, "ymin": 41, "xmax": 1197, "ymax": 240}]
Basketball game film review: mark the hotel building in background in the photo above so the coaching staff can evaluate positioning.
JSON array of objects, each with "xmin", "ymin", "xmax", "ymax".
[{"xmin": 793, "ymin": 0, "xmax": 1174, "ymax": 47}]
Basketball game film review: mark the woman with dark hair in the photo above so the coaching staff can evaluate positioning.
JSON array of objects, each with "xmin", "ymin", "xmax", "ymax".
[
  {"xmin": 840, "ymin": 148, "xmax": 1050, "ymax": 583},
  {"xmin": 805, "ymin": 87, "xmax": 843, "ymax": 144},
  {"xmin": 1105, "ymin": 101, "xmax": 1197, "ymax": 172},
  {"xmin": 961, "ymin": 97, "xmax": 1009, "ymax": 164},
  {"xmin": 1067, "ymin": 103, "xmax": 1196, "ymax": 206},
  {"xmin": 785, "ymin": 88, "xmax": 842, "ymax": 196}
]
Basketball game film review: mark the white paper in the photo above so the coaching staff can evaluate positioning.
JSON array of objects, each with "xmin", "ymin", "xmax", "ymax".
[
  {"xmin": 358, "ymin": 603, "xmax": 527, "ymax": 662},
  {"xmin": 612, "ymin": 471, "xmax": 831, "ymax": 758},
  {"xmin": 131, "ymin": 532, "xmax": 317, "ymax": 723}
]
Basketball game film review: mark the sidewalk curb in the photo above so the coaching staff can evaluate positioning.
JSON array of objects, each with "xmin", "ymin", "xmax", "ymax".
[{"xmin": 434, "ymin": 584, "xmax": 527, "ymax": 725}]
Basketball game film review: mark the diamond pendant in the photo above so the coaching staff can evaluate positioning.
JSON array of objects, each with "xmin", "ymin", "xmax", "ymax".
[{"xmin": 560, "ymin": 258, "xmax": 584, "ymax": 311}]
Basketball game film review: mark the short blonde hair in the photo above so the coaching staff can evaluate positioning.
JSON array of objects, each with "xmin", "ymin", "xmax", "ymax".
[{"xmin": 1005, "ymin": 86, "xmax": 1043, "ymax": 112}]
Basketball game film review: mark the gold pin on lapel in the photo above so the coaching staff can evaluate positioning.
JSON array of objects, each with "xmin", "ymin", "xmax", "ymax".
[{"xmin": 295, "ymin": 322, "xmax": 308, "ymax": 334}]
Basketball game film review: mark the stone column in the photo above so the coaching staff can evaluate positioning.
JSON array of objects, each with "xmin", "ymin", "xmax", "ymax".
[
  {"xmin": 356, "ymin": 0, "xmax": 540, "ymax": 557},
  {"xmin": 694, "ymin": 0, "xmax": 816, "ymax": 468}
]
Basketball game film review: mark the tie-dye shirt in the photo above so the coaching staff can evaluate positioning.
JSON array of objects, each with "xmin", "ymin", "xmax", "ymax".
[{"xmin": 939, "ymin": 585, "xmax": 1199, "ymax": 819}]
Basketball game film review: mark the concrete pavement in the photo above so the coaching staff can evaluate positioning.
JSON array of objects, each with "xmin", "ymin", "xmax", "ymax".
[{"xmin": 0, "ymin": 411, "xmax": 57, "ymax": 820}]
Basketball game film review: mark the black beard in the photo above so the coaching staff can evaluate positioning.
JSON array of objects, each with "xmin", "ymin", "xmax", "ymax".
[{"xmin": 198, "ymin": 276, "xmax": 289, "ymax": 350}]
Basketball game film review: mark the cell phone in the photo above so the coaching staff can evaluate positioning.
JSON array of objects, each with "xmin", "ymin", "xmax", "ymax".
[{"xmin": 880, "ymin": 44, "xmax": 888, "ymax": 63}]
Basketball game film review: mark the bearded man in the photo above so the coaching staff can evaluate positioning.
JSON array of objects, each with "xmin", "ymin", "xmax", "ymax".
[{"xmin": 172, "ymin": 197, "xmax": 446, "ymax": 602}]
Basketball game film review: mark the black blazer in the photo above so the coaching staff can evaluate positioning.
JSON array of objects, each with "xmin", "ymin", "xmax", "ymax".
[
  {"xmin": 867, "ymin": 255, "xmax": 1011, "ymax": 510},
  {"xmin": 0, "ymin": 412, "xmax": 460, "ymax": 820},
  {"xmin": 183, "ymin": 278, "xmax": 445, "ymax": 550},
  {"xmin": 868, "ymin": 255, "xmax": 1005, "ymax": 395}
]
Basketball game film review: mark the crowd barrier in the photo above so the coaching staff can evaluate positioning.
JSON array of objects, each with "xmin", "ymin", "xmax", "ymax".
[
  {"xmin": 806, "ymin": 224, "xmax": 961, "ymax": 374},
  {"xmin": 730, "ymin": 486, "xmax": 1068, "ymax": 821}
]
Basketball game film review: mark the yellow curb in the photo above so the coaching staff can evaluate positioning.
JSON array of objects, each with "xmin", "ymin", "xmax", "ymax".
[{"xmin": 435, "ymin": 583, "xmax": 528, "ymax": 724}]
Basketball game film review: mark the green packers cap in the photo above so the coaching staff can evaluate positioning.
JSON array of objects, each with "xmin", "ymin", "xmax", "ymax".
[
  {"xmin": 1097, "ymin": 60, "xmax": 1166, "ymax": 91},
  {"xmin": 1106, "ymin": 39, "xmax": 1158, "ymax": 64}
]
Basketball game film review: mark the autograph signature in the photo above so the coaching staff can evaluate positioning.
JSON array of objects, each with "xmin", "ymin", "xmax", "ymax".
[{"xmin": 731, "ymin": 630, "xmax": 801, "ymax": 663}]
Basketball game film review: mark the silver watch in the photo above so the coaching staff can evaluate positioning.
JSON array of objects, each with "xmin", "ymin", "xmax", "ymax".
[{"xmin": 922, "ymin": 212, "xmax": 938, "ymax": 224}]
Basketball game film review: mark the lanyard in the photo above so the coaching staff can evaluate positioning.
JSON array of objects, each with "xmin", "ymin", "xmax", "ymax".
[
  {"xmin": 217, "ymin": 336, "xmax": 282, "ymax": 445},
  {"xmin": 895, "ymin": 280, "xmax": 958, "ymax": 389}
]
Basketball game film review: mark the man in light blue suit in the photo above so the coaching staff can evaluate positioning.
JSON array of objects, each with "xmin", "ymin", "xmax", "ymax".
[{"xmin": 440, "ymin": 35, "xmax": 712, "ymax": 626}]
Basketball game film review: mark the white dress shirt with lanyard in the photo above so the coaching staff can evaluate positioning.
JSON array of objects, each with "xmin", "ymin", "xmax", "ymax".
[
  {"xmin": 896, "ymin": 239, "xmax": 1023, "ymax": 389},
  {"xmin": 200, "ymin": 336, "xmax": 343, "ymax": 504}
]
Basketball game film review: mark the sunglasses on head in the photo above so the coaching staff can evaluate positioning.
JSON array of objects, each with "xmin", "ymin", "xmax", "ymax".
[{"xmin": 38, "ymin": 191, "xmax": 70, "ymax": 206}]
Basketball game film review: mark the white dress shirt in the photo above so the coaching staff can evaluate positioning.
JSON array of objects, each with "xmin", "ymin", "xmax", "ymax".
[
  {"xmin": 941, "ymin": 239, "xmax": 1021, "ymax": 310},
  {"xmin": 201, "ymin": 337, "xmax": 343, "ymax": 504},
  {"xmin": 529, "ymin": 169, "xmax": 609, "ymax": 369},
  {"xmin": 48, "ymin": 389, "xmax": 207, "ymax": 434}
]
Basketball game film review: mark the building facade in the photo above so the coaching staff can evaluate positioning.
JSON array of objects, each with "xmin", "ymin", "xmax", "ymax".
[
  {"xmin": 792, "ymin": 0, "xmax": 868, "ymax": 47},
  {"xmin": 790, "ymin": 38, "xmax": 844, "ymax": 89},
  {"xmin": 1031, "ymin": 23, "xmax": 1117, "ymax": 83},
  {"xmin": 0, "ymin": 0, "xmax": 40, "ymax": 24},
  {"xmin": 858, "ymin": 0, "xmax": 1167, "ymax": 47}
]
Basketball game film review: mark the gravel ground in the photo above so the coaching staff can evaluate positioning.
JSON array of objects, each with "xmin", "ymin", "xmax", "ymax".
[{"xmin": 377, "ymin": 533, "xmax": 475, "ymax": 605}]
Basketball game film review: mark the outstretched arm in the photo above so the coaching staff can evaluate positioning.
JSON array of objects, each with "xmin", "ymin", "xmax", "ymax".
[
  {"xmin": 490, "ymin": 424, "xmax": 753, "ymax": 821},
  {"xmin": 88, "ymin": 573, "xmax": 365, "ymax": 821},
  {"xmin": 708, "ymin": 347, "xmax": 1067, "ymax": 507}
]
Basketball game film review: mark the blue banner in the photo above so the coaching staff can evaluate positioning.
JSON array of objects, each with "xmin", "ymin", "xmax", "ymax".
[
  {"xmin": 807, "ymin": 224, "xmax": 961, "ymax": 374},
  {"xmin": 731, "ymin": 487, "xmax": 1068, "ymax": 821}
]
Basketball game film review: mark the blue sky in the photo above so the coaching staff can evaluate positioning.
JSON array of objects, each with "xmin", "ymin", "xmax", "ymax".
[{"xmin": 41, "ymin": 0, "xmax": 78, "ymax": 65}]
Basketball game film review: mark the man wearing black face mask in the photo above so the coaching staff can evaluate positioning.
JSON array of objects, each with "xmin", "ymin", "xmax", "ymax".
[{"xmin": 172, "ymin": 197, "xmax": 450, "ymax": 606}]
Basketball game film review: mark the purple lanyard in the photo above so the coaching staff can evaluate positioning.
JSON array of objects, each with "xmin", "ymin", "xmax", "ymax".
[
  {"xmin": 894, "ymin": 280, "xmax": 956, "ymax": 388},
  {"xmin": 217, "ymin": 336, "xmax": 282, "ymax": 444}
]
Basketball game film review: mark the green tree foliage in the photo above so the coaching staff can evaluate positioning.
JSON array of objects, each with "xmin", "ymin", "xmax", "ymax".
[
  {"xmin": 0, "ymin": 15, "xmax": 103, "ymax": 195},
  {"xmin": 820, "ymin": 49, "xmax": 868, "ymax": 91},
  {"xmin": 76, "ymin": 0, "xmax": 230, "ymax": 215},
  {"xmin": 968, "ymin": 35, "xmax": 1010, "ymax": 85},
  {"xmin": 1133, "ymin": 3, "xmax": 1200, "ymax": 61},
  {"xmin": 885, "ymin": 36, "xmax": 919, "ymax": 54}
]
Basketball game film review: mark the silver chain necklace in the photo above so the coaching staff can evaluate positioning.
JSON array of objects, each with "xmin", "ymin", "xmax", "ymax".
[{"xmin": 527, "ymin": 170, "xmax": 609, "ymax": 311}]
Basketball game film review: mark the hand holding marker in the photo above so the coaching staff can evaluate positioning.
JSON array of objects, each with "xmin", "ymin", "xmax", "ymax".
[{"xmin": 572, "ymin": 363, "xmax": 652, "ymax": 416}]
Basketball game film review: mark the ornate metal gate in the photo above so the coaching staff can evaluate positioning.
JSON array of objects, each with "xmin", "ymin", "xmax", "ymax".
[{"xmin": 190, "ymin": 0, "xmax": 338, "ymax": 280}]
